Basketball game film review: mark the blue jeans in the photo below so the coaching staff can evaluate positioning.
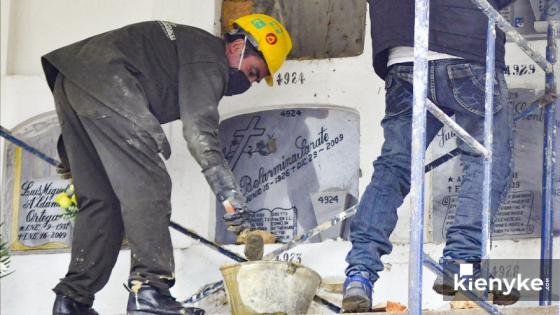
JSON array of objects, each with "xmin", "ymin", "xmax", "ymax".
[{"xmin": 345, "ymin": 60, "xmax": 513, "ymax": 285}]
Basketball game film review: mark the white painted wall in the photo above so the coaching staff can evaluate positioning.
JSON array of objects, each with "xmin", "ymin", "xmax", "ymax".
[
  {"xmin": 1, "ymin": 0, "xmax": 10, "ymax": 76},
  {"xmin": 0, "ymin": 1, "xmax": 557, "ymax": 314}
]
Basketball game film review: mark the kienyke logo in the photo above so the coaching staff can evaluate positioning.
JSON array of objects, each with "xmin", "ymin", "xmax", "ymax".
[{"xmin": 454, "ymin": 263, "xmax": 546, "ymax": 295}]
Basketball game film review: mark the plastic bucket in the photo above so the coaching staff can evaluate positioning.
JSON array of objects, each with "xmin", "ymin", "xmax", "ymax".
[{"xmin": 220, "ymin": 261, "xmax": 322, "ymax": 314}]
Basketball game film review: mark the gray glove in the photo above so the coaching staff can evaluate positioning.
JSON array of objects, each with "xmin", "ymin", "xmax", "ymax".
[{"xmin": 220, "ymin": 190, "xmax": 252, "ymax": 234}]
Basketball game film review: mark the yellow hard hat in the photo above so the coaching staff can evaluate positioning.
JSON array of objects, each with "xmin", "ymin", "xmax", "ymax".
[{"xmin": 233, "ymin": 14, "xmax": 292, "ymax": 86}]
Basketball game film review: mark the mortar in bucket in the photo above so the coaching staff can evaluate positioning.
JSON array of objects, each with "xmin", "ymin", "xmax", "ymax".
[{"xmin": 220, "ymin": 261, "xmax": 322, "ymax": 314}]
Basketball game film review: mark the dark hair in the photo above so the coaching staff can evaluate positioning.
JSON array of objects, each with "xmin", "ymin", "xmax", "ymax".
[{"xmin": 224, "ymin": 32, "xmax": 263, "ymax": 60}]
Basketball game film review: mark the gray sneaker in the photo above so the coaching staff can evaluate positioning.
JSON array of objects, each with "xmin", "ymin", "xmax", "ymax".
[{"xmin": 342, "ymin": 273, "xmax": 373, "ymax": 313}]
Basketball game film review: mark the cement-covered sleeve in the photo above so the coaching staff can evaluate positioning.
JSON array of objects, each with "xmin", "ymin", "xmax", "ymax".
[{"xmin": 178, "ymin": 62, "xmax": 241, "ymax": 198}]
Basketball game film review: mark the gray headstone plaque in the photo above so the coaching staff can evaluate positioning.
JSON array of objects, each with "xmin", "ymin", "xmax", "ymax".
[
  {"xmin": 15, "ymin": 177, "xmax": 73, "ymax": 248},
  {"xmin": 215, "ymin": 107, "xmax": 359, "ymax": 244},
  {"xmin": 310, "ymin": 190, "xmax": 349, "ymax": 240},
  {"xmin": 2, "ymin": 112, "xmax": 74, "ymax": 252},
  {"xmin": 430, "ymin": 89, "xmax": 559, "ymax": 242}
]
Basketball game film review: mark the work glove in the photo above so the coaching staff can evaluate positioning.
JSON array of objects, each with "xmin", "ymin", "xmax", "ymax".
[{"xmin": 220, "ymin": 190, "xmax": 252, "ymax": 234}]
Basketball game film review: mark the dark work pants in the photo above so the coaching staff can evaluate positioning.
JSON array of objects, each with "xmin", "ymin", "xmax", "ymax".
[{"xmin": 52, "ymin": 76, "xmax": 175, "ymax": 306}]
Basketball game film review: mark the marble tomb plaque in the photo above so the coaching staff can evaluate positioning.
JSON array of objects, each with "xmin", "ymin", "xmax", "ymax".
[
  {"xmin": 2, "ymin": 112, "xmax": 74, "ymax": 252},
  {"xmin": 430, "ymin": 89, "xmax": 559, "ymax": 242},
  {"xmin": 214, "ymin": 107, "xmax": 359, "ymax": 244}
]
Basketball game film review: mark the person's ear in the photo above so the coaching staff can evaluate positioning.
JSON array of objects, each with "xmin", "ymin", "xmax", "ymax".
[{"xmin": 228, "ymin": 38, "xmax": 245, "ymax": 55}]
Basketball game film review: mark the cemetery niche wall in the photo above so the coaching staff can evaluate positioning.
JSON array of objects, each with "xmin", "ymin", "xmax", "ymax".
[
  {"xmin": 2, "ymin": 112, "xmax": 74, "ymax": 252},
  {"xmin": 429, "ymin": 89, "xmax": 560, "ymax": 242},
  {"xmin": 500, "ymin": 0, "xmax": 551, "ymax": 41},
  {"xmin": 214, "ymin": 106, "xmax": 360, "ymax": 244},
  {"xmin": 221, "ymin": 0, "xmax": 367, "ymax": 60}
]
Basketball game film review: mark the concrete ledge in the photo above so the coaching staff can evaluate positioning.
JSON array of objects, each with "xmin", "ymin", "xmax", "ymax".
[{"xmin": 358, "ymin": 305, "xmax": 559, "ymax": 315}]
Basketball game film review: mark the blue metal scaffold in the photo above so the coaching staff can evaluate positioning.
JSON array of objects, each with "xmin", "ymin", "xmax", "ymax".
[{"xmin": 409, "ymin": 0, "xmax": 559, "ymax": 314}]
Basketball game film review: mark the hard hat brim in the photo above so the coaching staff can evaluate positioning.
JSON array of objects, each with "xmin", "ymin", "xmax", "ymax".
[{"xmin": 265, "ymin": 75, "xmax": 273, "ymax": 86}]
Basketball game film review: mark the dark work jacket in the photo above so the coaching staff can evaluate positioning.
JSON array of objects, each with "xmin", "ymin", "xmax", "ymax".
[
  {"xmin": 369, "ymin": 0, "xmax": 516, "ymax": 79},
  {"xmin": 42, "ymin": 21, "xmax": 239, "ymax": 197}
]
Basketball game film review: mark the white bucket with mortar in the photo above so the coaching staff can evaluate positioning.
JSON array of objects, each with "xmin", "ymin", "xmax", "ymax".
[{"xmin": 220, "ymin": 261, "xmax": 322, "ymax": 315}]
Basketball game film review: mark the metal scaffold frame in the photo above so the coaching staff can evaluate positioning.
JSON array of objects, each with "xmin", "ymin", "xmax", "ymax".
[{"xmin": 409, "ymin": 0, "xmax": 559, "ymax": 314}]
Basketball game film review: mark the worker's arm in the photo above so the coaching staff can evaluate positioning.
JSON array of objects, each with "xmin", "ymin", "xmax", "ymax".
[{"xmin": 178, "ymin": 61, "xmax": 250, "ymax": 233}]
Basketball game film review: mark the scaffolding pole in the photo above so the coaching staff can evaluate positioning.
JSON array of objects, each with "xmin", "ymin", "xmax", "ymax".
[
  {"xmin": 410, "ymin": 0, "xmax": 557, "ymax": 312},
  {"xmin": 481, "ymin": 17, "xmax": 496, "ymax": 296},
  {"xmin": 539, "ymin": 0, "xmax": 559, "ymax": 306},
  {"xmin": 426, "ymin": 101, "xmax": 490, "ymax": 158},
  {"xmin": 409, "ymin": 0, "xmax": 430, "ymax": 313}
]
